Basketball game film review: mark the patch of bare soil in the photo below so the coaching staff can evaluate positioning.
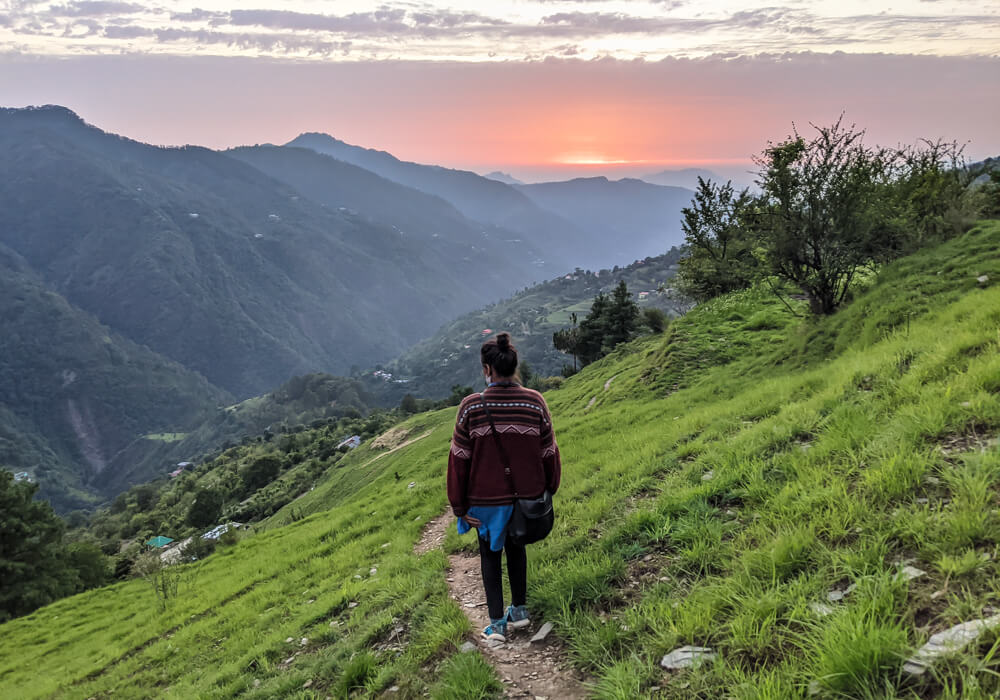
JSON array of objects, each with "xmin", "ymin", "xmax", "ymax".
[
  {"xmin": 938, "ymin": 429, "xmax": 998, "ymax": 459},
  {"xmin": 372, "ymin": 426, "xmax": 411, "ymax": 450},
  {"xmin": 360, "ymin": 432, "xmax": 432, "ymax": 469},
  {"xmin": 416, "ymin": 513, "xmax": 589, "ymax": 699}
]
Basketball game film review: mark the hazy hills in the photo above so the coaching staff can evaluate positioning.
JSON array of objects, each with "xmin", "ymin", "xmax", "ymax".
[
  {"xmin": 516, "ymin": 176, "xmax": 692, "ymax": 265},
  {"xmin": 288, "ymin": 132, "xmax": 693, "ymax": 269},
  {"xmin": 0, "ymin": 105, "xmax": 695, "ymax": 509},
  {"xmin": 0, "ymin": 245, "xmax": 229, "ymax": 511},
  {"xmin": 0, "ymin": 106, "xmax": 549, "ymax": 397}
]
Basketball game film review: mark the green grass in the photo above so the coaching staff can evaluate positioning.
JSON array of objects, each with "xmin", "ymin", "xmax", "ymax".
[{"xmin": 2, "ymin": 221, "xmax": 1000, "ymax": 698}]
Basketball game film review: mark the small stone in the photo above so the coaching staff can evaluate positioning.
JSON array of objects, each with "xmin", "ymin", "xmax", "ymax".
[
  {"xmin": 531, "ymin": 622, "xmax": 555, "ymax": 644},
  {"xmin": 330, "ymin": 620, "xmax": 339, "ymax": 627},
  {"xmin": 285, "ymin": 637, "xmax": 294, "ymax": 643},
  {"xmin": 903, "ymin": 615, "xmax": 1000, "ymax": 675},
  {"xmin": 300, "ymin": 637, "xmax": 308, "ymax": 646},
  {"xmin": 283, "ymin": 656, "xmax": 295, "ymax": 665},
  {"xmin": 900, "ymin": 565, "xmax": 927, "ymax": 582},
  {"xmin": 931, "ymin": 589, "xmax": 946, "ymax": 600},
  {"xmin": 810, "ymin": 602, "xmax": 835, "ymax": 616},
  {"xmin": 307, "ymin": 599, "xmax": 315, "ymax": 604},
  {"xmin": 642, "ymin": 554, "xmax": 653, "ymax": 562},
  {"xmin": 916, "ymin": 497, "xmax": 929, "ymax": 504},
  {"xmin": 408, "ymin": 481, "xmax": 416, "ymax": 489},
  {"xmin": 701, "ymin": 470, "xmax": 714, "ymax": 482},
  {"xmin": 977, "ymin": 274, "xmax": 989, "ymax": 284},
  {"xmin": 353, "ymin": 574, "xmax": 362, "ymax": 579},
  {"xmin": 370, "ymin": 567, "xmax": 377, "ymax": 576},
  {"xmin": 253, "ymin": 679, "xmax": 261, "ymax": 688},
  {"xmin": 827, "ymin": 589, "xmax": 845, "ymax": 603},
  {"xmin": 487, "ymin": 638, "xmax": 504, "ymax": 649},
  {"xmin": 348, "ymin": 601, "xmax": 358, "ymax": 608},
  {"xmin": 459, "ymin": 641, "xmax": 476, "ymax": 653},
  {"xmin": 381, "ymin": 543, "xmax": 390, "ymax": 548},
  {"xmin": 660, "ymin": 645, "xmax": 716, "ymax": 669},
  {"xmin": 389, "ymin": 687, "xmax": 399, "ymax": 693},
  {"xmin": 960, "ymin": 401, "xmax": 971, "ymax": 408},
  {"xmin": 303, "ymin": 679, "xmax": 313, "ymax": 689}
]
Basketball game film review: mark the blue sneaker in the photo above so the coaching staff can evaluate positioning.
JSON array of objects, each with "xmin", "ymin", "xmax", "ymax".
[
  {"xmin": 505, "ymin": 604, "xmax": 531, "ymax": 629},
  {"xmin": 482, "ymin": 618, "xmax": 507, "ymax": 642}
]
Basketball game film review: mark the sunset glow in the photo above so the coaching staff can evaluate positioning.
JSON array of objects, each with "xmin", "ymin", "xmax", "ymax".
[{"xmin": 0, "ymin": 2, "xmax": 997, "ymax": 180}]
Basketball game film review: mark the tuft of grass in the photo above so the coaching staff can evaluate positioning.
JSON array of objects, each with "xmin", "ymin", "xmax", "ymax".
[{"xmin": 429, "ymin": 651, "xmax": 503, "ymax": 700}]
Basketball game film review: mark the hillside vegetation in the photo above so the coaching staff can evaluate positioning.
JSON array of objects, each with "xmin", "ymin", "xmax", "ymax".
[
  {"xmin": 0, "ymin": 248, "xmax": 229, "ymax": 511},
  {"xmin": 380, "ymin": 249, "xmax": 690, "ymax": 403},
  {"xmin": 2, "ymin": 221, "xmax": 998, "ymax": 698}
]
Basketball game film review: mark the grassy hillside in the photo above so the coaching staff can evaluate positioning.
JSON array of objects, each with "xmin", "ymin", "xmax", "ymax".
[{"xmin": 2, "ymin": 221, "xmax": 999, "ymax": 698}]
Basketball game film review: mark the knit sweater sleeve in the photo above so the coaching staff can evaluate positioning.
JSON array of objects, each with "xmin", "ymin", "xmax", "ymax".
[
  {"xmin": 539, "ymin": 394, "xmax": 561, "ymax": 495},
  {"xmin": 447, "ymin": 398, "xmax": 474, "ymax": 516}
]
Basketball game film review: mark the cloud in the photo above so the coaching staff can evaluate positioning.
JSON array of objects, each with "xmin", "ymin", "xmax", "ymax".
[
  {"xmin": 226, "ymin": 8, "xmax": 509, "ymax": 38},
  {"xmin": 51, "ymin": 1, "xmax": 147, "ymax": 18},
  {"xmin": 150, "ymin": 27, "xmax": 353, "ymax": 56},
  {"xmin": 169, "ymin": 9, "xmax": 228, "ymax": 23},
  {"xmin": 102, "ymin": 24, "xmax": 153, "ymax": 39},
  {"xmin": 2, "ymin": 1, "xmax": 998, "ymax": 61}
]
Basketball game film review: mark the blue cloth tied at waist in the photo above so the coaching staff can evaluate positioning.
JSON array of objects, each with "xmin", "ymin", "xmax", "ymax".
[{"xmin": 456, "ymin": 505, "xmax": 513, "ymax": 551}]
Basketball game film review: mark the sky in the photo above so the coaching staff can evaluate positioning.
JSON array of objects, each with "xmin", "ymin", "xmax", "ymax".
[{"xmin": 1, "ymin": 1, "xmax": 998, "ymax": 182}]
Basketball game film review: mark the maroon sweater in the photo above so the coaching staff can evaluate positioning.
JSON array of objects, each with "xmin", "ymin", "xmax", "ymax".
[{"xmin": 447, "ymin": 384, "xmax": 561, "ymax": 517}]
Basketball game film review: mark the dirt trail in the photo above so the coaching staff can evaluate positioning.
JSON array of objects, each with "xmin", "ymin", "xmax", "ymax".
[{"xmin": 416, "ymin": 513, "xmax": 589, "ymax": 699}]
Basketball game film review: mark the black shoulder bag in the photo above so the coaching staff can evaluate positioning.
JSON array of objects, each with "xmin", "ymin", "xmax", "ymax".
[{"xmin": 480, "ymin": 392, "xmax": 554, "ymax": 545}]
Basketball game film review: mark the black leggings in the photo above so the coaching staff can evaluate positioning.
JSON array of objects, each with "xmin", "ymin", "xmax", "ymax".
[{"xmin": 478, "ymin": 536, "xmax": 527, "ymax": 621}]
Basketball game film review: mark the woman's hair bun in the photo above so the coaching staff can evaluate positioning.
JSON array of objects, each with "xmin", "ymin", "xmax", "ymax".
[{"xmin": 496, "ymin": 332, "xmax": 511, "ymax": 350}]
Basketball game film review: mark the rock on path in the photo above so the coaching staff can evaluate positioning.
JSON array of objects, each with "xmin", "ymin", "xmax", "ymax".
[{"xmin": 416, "ymin": 512, "xmax": 588, "ymax": 699}]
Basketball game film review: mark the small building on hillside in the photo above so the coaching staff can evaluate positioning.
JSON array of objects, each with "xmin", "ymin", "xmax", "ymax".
[
  {"xmin": 13, "ymin": 471, "xmax": 33, "ymax": 483},
  {"xmin": 146, "ymin": 536, "xmax": 174, "ymax": 549},
  {"xmin": 201, "ymin": 522, "xmax": 243, "ymax": 541},
  {"xmin": 337, "ymin": 435, "xmax": 362, "ymax": 450},
  {"xmin": 481, "ymin": 328, "xmax": 493, "ymax": 337},
  {"xmin": 638, "ymin": 291, "xmax": 650, "ymax": 300}
]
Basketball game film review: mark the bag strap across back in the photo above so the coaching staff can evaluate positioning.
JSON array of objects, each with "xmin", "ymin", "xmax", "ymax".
[{"xmin": 480, "ymin": 391, "xmax": 518, "ymax": 498}]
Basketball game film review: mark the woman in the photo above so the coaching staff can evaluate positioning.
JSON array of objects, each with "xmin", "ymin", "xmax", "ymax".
[{"xmin": 447, "ymin": 332, "xmax": 561, "ymax": 642}]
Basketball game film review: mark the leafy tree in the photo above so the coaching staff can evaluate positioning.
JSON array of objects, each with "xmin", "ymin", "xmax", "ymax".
[
  {"xmin": 399, "ymin": 394, "xmax": 419, "ymax": 414},
  {"xmin": 577, "ymin": 292, "xmax": 611, "ymax": 365},
  {"xmin": 65, "ymin": 541, "xmax": 111, "ymax": 591},
  {"xmin": 676, "ymin": 177, "xmax": 762, "ymax": 301},
  {"xmin": 556, "ymin": 282, "xmax": 641, "ymax": 367},
  {"xmin": 895, "ymin": 140, "xmax": 979, "ymax": 242},
  {"xmin": 643, "ymin": 307, "xmax": 668, "ymax": 333},
  {"xmin": 240, "ymin": 455, "xmax": 282, "ymax": 493},
  {"xmin": 186, "ymin": 487, "xmax": 223, "ymax": 529},
  {"xmin": 552, "ymin": 312, "xmax": 580, "ymax": 372},
  {"xmin": 0, "ymin": 471, "xmax": 74, "ymax": 621},
  {"xmin": 445, "ymin": 384, "xmax": 473, "ymax": 406},
  {"xmin": 134, "ymin": 483, "xmax": 159, "ymax": 512},
  {"xmin": 605, "ymin": 280, "xmax": 640, "ymax": 349},
  {"xmin": 754, "ymin": 119, "xmax": 901, "ymax": 314}
]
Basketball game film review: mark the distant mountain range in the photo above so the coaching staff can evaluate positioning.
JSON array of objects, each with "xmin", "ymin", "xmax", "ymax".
[
  {"xmin": 0, "ymin": 104, "xmax": 695, "ymax": 510},
  {"xmin": 516, "ymin": 177, "xmax": 691, "ymax": 265},
  {"xmin": 483, "ymin": 171, "xmax": 524, "ymax": 185},
  {"xmin": 640, "ymin": 167, "xmax": 719, "ymax": 189}
]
